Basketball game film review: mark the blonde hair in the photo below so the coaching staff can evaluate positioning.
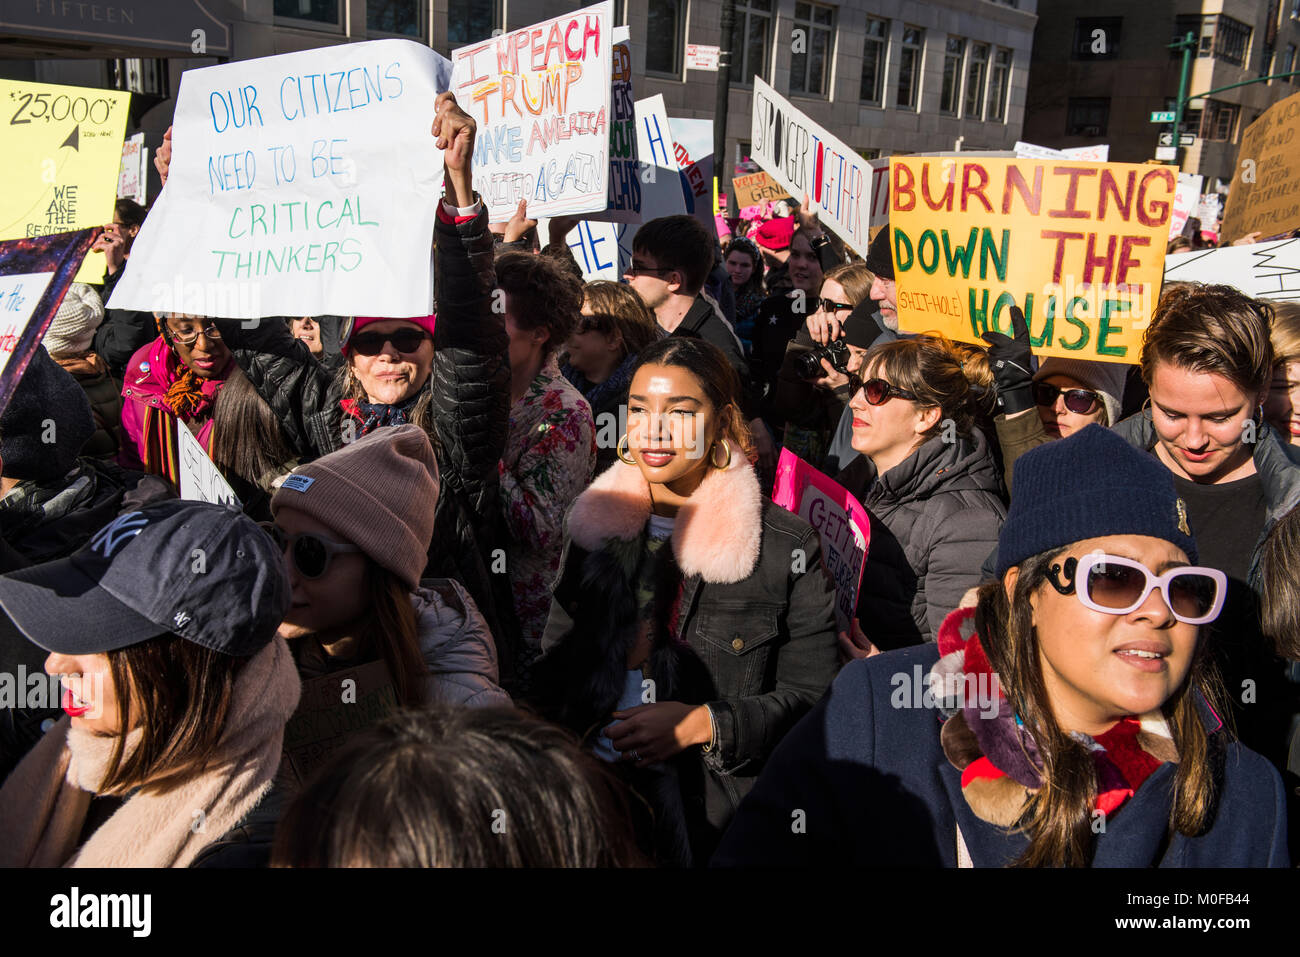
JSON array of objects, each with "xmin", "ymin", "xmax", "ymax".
[{"xmin": 864, "ymin": 334, "xmax": 997, "ymax": 438}]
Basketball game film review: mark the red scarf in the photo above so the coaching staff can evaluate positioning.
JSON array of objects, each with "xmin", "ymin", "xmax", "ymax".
[{"xmin": 934, "ymin": 607, "xmax": 1177, "ymax": 826}]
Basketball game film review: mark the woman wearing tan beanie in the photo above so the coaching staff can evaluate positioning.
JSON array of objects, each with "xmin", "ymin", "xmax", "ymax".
[{"xmin": 267, "ymin": 425, "xmax": 509, "ymax": 717}]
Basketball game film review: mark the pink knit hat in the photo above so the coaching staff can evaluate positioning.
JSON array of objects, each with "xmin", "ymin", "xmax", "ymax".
[
  {"xmin": 270, "ymin": 424, "xmax": 439, "ymax": 590},
  {"xmin": 753, "ymin": 216, "xmax": 794, "ymax": 251},
  {"xmin": 344, "ymin": 315, "xmax": 437, "ymax": 354}
]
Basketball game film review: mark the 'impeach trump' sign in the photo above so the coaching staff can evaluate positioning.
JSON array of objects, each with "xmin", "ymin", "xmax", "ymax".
[{"xmin": 889, "ymin": 157, "xmax": 1175, "ymax": 363}]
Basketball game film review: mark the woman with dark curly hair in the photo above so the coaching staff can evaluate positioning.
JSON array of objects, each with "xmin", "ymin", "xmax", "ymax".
[{"xmin": 493, "ymin": 251, "xmax": 597, "ymax": 687}]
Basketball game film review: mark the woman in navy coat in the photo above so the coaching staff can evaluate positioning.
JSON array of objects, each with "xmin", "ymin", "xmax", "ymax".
[{"xmin": 715, "ymin": 426, "xmax": 1289, "ymax": 867}]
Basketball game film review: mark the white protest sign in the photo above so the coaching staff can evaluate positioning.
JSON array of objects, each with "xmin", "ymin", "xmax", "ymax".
[
  {"xmin": 1198, "ymin": 192, "xmax": 1224, "ymax": 227},
  {"xmin": 1169, "ymin": 173, "xmax": 1204, "ymax": 240},
  {"xmin": 453, "ymin": 1, "xmax": 613, "ymax": 221},
  {"xmin": 626, "ymin": 94, "xmax": 687, "ymax": 224},
  {"xmin": 750, "ymin": 77, "xmax": 879, "ymax": 257},
  {"xmin": 597, "ymin": 27, "xmax": 640, "ymax": 223},
  {"xmin": 177, "ymin": 420, "xmax": 240, "ymax": 507},
  {"xmin": 118, "ymin": 132, "xmax": 146, "ymax": 204},
  {"xmin": 1063, "ymin": 144, "xmax": 1110, "ymax": 162},
  {"xmin": 1164, "ymin": 238, "xmax": 1300, "ymax": 303},
  {"xmin": 1015, "ymin": 141, "xmax": 1109, "ymax": 163},
  {"xmin": 560, "ymin": 219, "xmax": 634, "ymax": 281},
  {"xmin": 1013, "ymin": 141, "xmax": 1066, "ymax": 160},
  {"xmin": 107, "ymin": 39, "xmax": 447, "ymax": 319},
  {"xmin": 670, "ymin": 116, "xmax": 714, "ymax": 235},
  {"xmin": 0, "ymin": 272, "xmax": 55, "ymax": 382}
]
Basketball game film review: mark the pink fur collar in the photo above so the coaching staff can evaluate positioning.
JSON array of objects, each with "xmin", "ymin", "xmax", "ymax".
[{"xmin": 566, "ymin": 448, "xmax": 764, "ymax": 584}]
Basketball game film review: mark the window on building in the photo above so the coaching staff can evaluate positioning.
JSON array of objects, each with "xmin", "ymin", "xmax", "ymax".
[
  {"xmin": 790, "ymin": 2, "xmax": 835, "ymax": 96},
  {"xmin": 1072, "ymin": 17, "xmax": 1122, "ymax": 60},
  {"xmin": 1261, "ymin": 42, "xmax": 1275, "ymax": 78},
  {"xmin": 447, "ymin": 0, "xmax": 498, "ymax": 47},
  {"xmin": 940, "ymin": 37, "xmax": 965, "ymax": 114},
  {"xmin": 1171, "ymin": 14, "xmax": 1252, "ymax": 66},
  {"xmin": 989, "ymin": 48, "xmax": 1012, "ymax": 122},
  {"xmin": 368, "ymin": 0, "xmax": 420, "ymax": 36},
  {"xmin": 274, "ymin": 0, "xmax": 340, "ymax": 26},
  {"xmin": 730, "ymin": 0, "xmax": 774, "ymax": 87},
  {"xmin": 1285, "ymin": 44, "xmax": 1299, "ymax": 82},
  {"xmin": 646, "ymin": 0, "xmax": 685, "ymax": 75},
  {"xmin": 1212, "ymin": 16, "xmax": 1251, "ymax": 66},
  {"xmin": 965, "ymin": 43, "xmax": 988, "ymax": 118},
  {"xmin": 860, "ymin": 16, "xmax": 888, "ymax": 104},
  {"xmin": 857, "ymin": 147, "xmax": 882, "ymax": 160},
  {"xmin": 1066, "ymin": 97, "xmax": 1109, "ymax": 137},
  {"xmin": 110, "ymin": 59, "xmax": 169, "ymax": 97},
  {"xmin": 1171, "ymin": 15, "xmax": 1210, "ymax": 57},
  {"xmin": 1201, "ymin": 101, "xmax": 1240, "ymax": 141},
  {"xmin": 1293, "ymin": 0, "xmax": 1300, "ymax": 19},
  {"xmin": 896, "ymin": 26, "xmax": 924, "ymax": 110}
]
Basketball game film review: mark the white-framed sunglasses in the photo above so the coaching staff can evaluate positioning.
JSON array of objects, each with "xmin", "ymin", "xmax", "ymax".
[{"xmin": 1045, "ymin": 552, "xmax": 1227, "ymax": 626}]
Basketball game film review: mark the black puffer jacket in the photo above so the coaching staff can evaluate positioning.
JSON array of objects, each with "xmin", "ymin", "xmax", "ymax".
[
  {"xmin": 219, "ymin": 207, "xmax": 514, "ymax": 667},
  {"xmin": 839, "ymin": 429, "xmax": 1006, "ymax": 648}
]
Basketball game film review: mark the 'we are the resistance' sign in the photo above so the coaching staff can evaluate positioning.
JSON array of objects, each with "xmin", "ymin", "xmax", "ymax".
[{"xmin": 889, "ymin": 157, "xmax": 1174, "ymax": 363}]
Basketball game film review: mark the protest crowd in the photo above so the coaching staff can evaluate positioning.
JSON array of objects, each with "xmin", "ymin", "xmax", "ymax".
[{"xmin": 4, "ymin": 13, "xmax": 1300, "ymax": 874}]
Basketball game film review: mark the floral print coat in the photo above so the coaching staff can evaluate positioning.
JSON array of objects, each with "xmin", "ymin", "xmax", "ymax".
[{"xmin": 499, "ymin": 355, "xmax": 597, "ymax": 675}]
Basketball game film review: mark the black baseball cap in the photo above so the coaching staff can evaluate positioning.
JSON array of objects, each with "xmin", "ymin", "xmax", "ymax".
[{"xmin": 0, "ymin": 499, "xmax": 289, "ymax": 657}]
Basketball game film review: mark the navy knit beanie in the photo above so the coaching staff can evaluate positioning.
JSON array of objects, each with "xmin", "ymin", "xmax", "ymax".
[
  {"xmin": 996, "ymin": 424, "xmax": 1197, "ymax": 577},
  {"xmin": 0, "ymin": 346, "xmax": 94, "ymax": 483}
]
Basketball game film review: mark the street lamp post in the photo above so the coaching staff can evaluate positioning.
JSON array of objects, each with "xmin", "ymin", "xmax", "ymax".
[
  {"xmin": 1169, "ymin": 31, "xmax": 1196, "ymax": 168},
  {"xmin": 715, "ymin": 0, "xmax": 736, "ymax": 218}
]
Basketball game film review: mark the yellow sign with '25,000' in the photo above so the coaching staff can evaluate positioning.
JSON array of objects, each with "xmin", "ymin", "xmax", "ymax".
[{"xmin": 0, "ymin": 80, "xmax": 131, "ymax": 284}]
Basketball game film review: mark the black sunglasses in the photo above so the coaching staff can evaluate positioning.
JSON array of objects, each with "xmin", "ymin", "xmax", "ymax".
[
  {"xmin": 259, "ymin": 522, "xmax": 362, "ymax": 579},
  {"xmin": 349, "ymin": 329, "xmax": 432, "ymax": 356},
  {"xmin": 860, "ymin": 377, "xmax": 919, "ymax": 406},
  {"xmin": 1033, "ymin": 382, "xmax": 1101, "ymax": 415},
  {"xmin": 818, "ymin": 298, "xmax": 854, "ymax": 313}
]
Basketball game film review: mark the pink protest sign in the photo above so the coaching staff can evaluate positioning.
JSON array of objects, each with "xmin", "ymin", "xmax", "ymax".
[{"xmin": 772, "ymin": 448, "xmax": 870, "ymax": 632}]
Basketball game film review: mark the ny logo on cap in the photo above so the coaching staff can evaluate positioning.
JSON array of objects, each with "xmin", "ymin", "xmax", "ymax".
[{"xmin": 90, "ymin": 512, "xmax": 149, "ymax": 558}]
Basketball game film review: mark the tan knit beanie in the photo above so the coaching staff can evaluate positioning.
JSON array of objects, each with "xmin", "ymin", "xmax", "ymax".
[{"xmin": 270, "ymin": 424, "xmax": 439, "ymax": 590}]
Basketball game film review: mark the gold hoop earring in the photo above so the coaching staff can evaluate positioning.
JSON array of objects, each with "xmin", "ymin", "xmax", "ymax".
[
  {"xmin": 710, "ymin": 438, "xmax": 732, "ymax": 470},
  {"xmin": 616, "ymin": 434, "xmax": 636, "ymax": 465}
]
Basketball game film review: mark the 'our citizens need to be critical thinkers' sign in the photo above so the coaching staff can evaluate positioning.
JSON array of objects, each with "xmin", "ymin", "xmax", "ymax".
[{"xmin": 109, "ymin": 39, "xmax": 453, "ymax": 320}]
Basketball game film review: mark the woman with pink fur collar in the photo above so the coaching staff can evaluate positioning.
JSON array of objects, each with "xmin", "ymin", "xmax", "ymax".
[{"xmin": 532, "ymin": 336, "xmax": 840, "ymax": 866}]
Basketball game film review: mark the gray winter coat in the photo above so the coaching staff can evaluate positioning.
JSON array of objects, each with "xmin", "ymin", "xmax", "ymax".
[
  {"xmin": 414, "ymin": 580, "xmax": 511, "ymax": 708},
  {"xmin": 838, "ymin": 429, "xmax": 1006, "ymax": 648}
]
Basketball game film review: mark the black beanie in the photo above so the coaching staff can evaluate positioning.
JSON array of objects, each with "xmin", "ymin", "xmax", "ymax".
[
  {"xmin": 0, "ymin": 346, "xmax": 94, "ymax": 482},
  {"xmin": 996, "ymin": 425, "xmax": 1197, "ymax": 576},
  {"xmin": 865, "ymin": 224, "xmax": 894, "ymax": 280}
]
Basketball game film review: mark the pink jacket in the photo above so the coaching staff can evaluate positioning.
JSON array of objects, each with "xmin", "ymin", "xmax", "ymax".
[{"xmin": 119, "ymin": 337, "xmax": 223, "ymax": 474}]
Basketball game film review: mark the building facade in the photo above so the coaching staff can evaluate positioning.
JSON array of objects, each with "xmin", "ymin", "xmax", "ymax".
[
  {"xmin": 2, "ymin": 0, "xmax": 1038, "ymax": 204},
  {"xmin": 1024, "ymin": 0, "xmax": 1300, "ymax": 193}
]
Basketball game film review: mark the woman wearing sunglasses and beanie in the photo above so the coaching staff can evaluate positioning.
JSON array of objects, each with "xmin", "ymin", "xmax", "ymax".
[
  {"xmin": 268, "ymin": 425, "xmax": 508, "ymax": 711},
  {"xmin": 981, "ymin": 307, "xmax": 1127, "ymax": 490},
  {"xmin": 0, "ymin": 499, "xmax": 301, "ymax": 867},
  {"xmin": 716, "ymin": 425, "xmax": 1289, "ymax": 867},
  {"xmin": 1112, "ymin": 283, "xmax": 1300, "ymax": 771},
  {"xmin": 838, "ymin": 335, "xmax": 1005, "ymax": 653},
  {"xmin": 532, "ymin": 336, "xmax": 839, "ymax": 866}
]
